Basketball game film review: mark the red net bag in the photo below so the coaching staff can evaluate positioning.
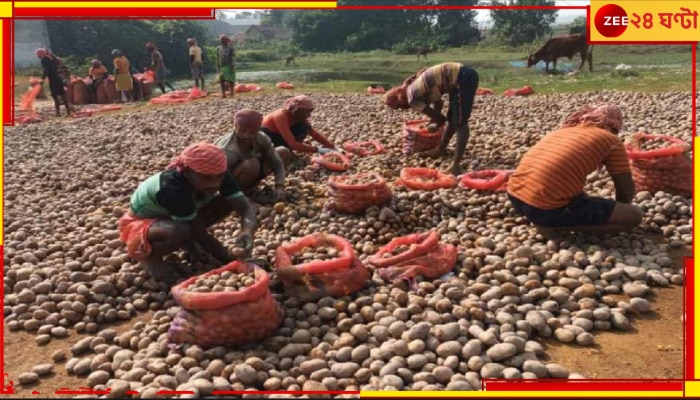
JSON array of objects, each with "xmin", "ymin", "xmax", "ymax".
[
  {"xmin": 367, "ymin": 230, "xmax": 457, "ymax": 284},
  {"xmin": 403, "ymin": 119, "xmax": 444, "ymax": 155},
  {"xmin": 72, "ymin": 79, "xmax": 90, "ymax": 105},
  {"xmin": 625, "ymin": 133, "xmax": 691, "ymax": 196},
  {"xmin": 188, "ymin": 86, "xmax": 208, "ymax": 99},
  {"xmin": 19, "ymin": 78, "xmax": 42, "ymax": 112},
  {"xmin": 311, "ymin": 151, "xmax": 352, "ymax": 172},
  {"xmin": 343, "ymin": 140, "xmax": 386, "ymax": 156},
  {"xmin": 275, "ymin": 233, "xmax": 369, "ymax": 302},
  {"xmin": 459, "ymin": 170, "xmax": 512, "ymax": 192},
  {"xmin": 327, "ymin": 172, "xmax": 393, "ymax": 214},
  {"xmin": 397, "ymin": 167, "xmax": 458, "ymax": 191},
  {"xmin": 168, "ymin": 261, "xmax": 283, "ymax": 348}
]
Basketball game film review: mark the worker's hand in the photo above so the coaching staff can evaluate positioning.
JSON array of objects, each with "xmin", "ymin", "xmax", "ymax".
[
  {"xmin": 273, "ymin": 186, "xmax": 287, "ymax": 202},
  {"xmin": 317, "ymin": 146, "xmax": 333, "ymax": 155},
  {"xmin": 235, "ymin": 231, "xmax": 254, "ymax": 258},
  {"xmin": 275, "ymin": 265, "xmax": 302, "ymax": 282}
]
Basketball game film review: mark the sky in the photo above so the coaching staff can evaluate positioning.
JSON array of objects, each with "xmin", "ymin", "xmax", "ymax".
[{"xmin": 223, "ymin": 0, "xmax": 588, "ymax": 26}]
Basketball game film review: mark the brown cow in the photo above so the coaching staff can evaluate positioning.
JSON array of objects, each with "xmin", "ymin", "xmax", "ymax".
[
  {"xmin": 526, "ymin": 34, "xmax": 593, "ymax": 73},
  {"xmin": 417, "ymin": 47, "xmax": 430, "ymax": 60}
]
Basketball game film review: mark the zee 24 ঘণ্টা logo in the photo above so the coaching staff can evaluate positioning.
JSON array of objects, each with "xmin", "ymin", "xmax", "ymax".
[{"xmin": 595, "ymin": 3, "xmax": 699, "ymax": 38}]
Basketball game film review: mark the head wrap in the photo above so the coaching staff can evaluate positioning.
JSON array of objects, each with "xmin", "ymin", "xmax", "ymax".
[
  {"xmin": 35, "ymin": 48, "xmax": 47, "ymax": 57},
  {"xmin": 234, "ymin": 109, "xmax": 263, "ymax": 130},
  {"xmin": 561, "ymin": 103, "xmax": 624, "ymax": 133},
  {"xmin": 219, "ymin": 34, "xmax": 230, "ymax": 43},
  {"xmin": 285, "ymin": 95, "xmax": 314, "ymax": 111},
  {"xmin": 187, "ymin": 38, "xmax": 196, "ymax": 44},
  {"xmin": 167, "ymin": 142, "xmax": 227, "ymax": 175},
  {"xmin": 91, "ymin": 59, "xmax": 101, "ymax": 67},
  {"xmin": 111, "ymin": 49, "xmax": 122, "ymax": 57},
  {"xmin": 384, "ymin": 86, "xmax": 408, "ymax": 110},
  {"xmin": 145, "ymin": 42, "xmax": 155, "ymax": 50}
]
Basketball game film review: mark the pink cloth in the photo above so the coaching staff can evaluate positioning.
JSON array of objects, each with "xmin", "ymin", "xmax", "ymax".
[{"xmin": 168, "ymin": 142, "xmax": 227, "ymax": 175}]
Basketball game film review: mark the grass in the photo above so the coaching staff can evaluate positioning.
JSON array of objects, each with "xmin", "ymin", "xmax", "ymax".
[{"xmin": 14, "ymin": 44, "xmax": 695, "ymax": 99}]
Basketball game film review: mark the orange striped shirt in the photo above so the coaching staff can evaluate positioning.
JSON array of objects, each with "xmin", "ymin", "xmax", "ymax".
[{"xmin": 508, "ymin": 126, "xmax": 630, "ymax": 209}]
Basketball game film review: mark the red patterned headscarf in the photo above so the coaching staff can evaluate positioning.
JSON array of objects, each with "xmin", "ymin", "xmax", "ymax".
[
  {"xmin": 285, "ymin": 95, "xmax": 314, "ymax": 111},
  {"xmin": 234, "ymin": 109, "xmax": 263, "ymax": 130},
  {"xmin": 561, "ymin": 104, "xmax": 624, "ymax": 133},
  {"xmin": 168, "ymin": 143, "xmax": 227, "ymax": 175}
]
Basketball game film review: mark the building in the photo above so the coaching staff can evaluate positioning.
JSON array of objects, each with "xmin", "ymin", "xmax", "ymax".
[{"xmin": 15, "ymin": 20, "xmax": 51, "ymax": 69}]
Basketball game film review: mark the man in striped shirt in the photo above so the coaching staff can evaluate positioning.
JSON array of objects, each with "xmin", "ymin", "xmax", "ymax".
[
  {"xmin": 384, "ymin": 62, "xmax": 479, "ymax": 176},
  {"xmin": 507, "ymin": 104, "xmax": 642, "ymax": 238}
]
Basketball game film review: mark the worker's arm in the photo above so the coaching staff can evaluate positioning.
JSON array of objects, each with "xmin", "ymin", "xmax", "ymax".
[
  {"xmin": 308, "ymin": 126, "xmax": 336, "ymax": 149},
  {"xmin": 274, "ymin": 113, "xmax": 318, "ymax": 153},
  {"xmin": 156, "ymin": 185, "xmax": 234, "ymax": 264},
  {"xmin": 40, "ymin": 58, "xmax": 50, "ymax": 80},
  {"xmin": 189, "ymin": 217, "xmax": 235, "ymax": 264},
  {"xmin": 260, "ymin": 135, "xmax": 286, "ymax": 188},
  {"xmin": 611, "ymin": 172, "xmax": 635, "ymax": 204},
  {"xmin": 605, "ymin": 141, "xmax": 635, "ymax": 203}
]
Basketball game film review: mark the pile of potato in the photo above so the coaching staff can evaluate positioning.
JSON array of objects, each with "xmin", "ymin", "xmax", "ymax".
[
  {"xmin": 184, "ymin": 271, "xmax": 256, "ymax": 293},
  {"xmin": 3, "ymin": 89, "xmax": 691, "ymax": 396}
]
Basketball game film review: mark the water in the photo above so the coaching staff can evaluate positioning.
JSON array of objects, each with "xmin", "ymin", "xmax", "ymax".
[{"xmin": 509, "ymin": 60, "xmax": 576, "ymax": 72}]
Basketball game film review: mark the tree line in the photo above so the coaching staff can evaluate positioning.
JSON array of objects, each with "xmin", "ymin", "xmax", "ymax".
[{"xmin": 42, "ymin": 1, "xmax": 566, "ymax": 79}]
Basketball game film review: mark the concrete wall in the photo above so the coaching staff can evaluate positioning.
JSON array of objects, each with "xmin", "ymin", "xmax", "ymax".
[{"xmin": 15, "ymin": 20, "xmax": 51, "ymax": 69}]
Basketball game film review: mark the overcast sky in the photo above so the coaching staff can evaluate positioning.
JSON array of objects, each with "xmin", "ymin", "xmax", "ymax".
[{"xmin": 224, "ymin": 0, "xmax": 588, "ymax": 26}]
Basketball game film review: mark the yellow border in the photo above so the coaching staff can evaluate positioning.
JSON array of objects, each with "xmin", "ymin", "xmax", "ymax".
[
  {"xmin": 14, "ymin": 1, "xmax": 337, "ymax": 9},
  {"xmin": 361, "ymin": 391, "xmax": 684, "ymax": 398}
]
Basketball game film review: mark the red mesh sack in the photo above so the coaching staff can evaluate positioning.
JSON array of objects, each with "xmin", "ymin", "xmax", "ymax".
[
  {"xmin": 397, "ymin": 167, "xmax": 458, "ymax": 191},
  {"xmin": 168, "ymin": 261, "xmax": 283, "ymax": 348},
  {"xmin": 403, "ymin": 119, "xmax": 444, "ymax": 155},
  {"xmin": 188, "ymin": 86, "xmax": 208, "ymax": 99},
  {"xmin": 103, "ymin": 77, "xmax": 118, "ymax": 102},
  {"xmin": 275, "ymin": 233, "xmax": 369, "ymax": 302},
  {"xmin": 368, "ymin": 231, "xmax": 457, "ymax": 283},
  {"xmin": 327, "ymin": 172, "xmax": 393, "ymax": 214},
  {"xmin": 72, "ymin": 79, "xmax": 90, "ymax": 105},
  {"xmin": 141, "ymin": 80, "xmax": 153, "ymax": 98},
  {"xmin": 311, "ymin": 151, "xmax": 352, "ymax": 172},
  {"xmin": 460, "ymin": 170, "xmax": 511, "ymax": 192},
  {"xmin": 625, "ymin": 133, "xmax": 691, "ymax": 196},
  {"xmin": 343, "ymin": 140, "xmax": 386, "ymax": 156},
  {"xmin": 19, "ymin": 80, "xmax": 42, "ymax": 112},
  {"xmin": 477, "ymin": 88, "xmax": 494, "ymax": 96}
]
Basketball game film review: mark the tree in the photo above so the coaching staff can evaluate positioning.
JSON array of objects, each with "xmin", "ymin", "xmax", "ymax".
[
  {"xmin": 432, "ymin": 0, "xmax": 481, "ymax": 46},
  {"xmin": 569, "ymin": 16, "xmax": 586, "ymax": 35},
  {"xmin": 490, "ymin": 0, "xmax": 558, "ymax": 47}
]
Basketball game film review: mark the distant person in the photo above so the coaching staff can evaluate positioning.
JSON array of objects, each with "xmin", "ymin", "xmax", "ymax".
[
  {"xmin": 36, "ymin": 48, "xmax": 71, "ymax": 117},
  {"xmin": 145, "ymin": 42, "xmax": 175, "ymax": 94},
  {"xmin": 188, "ymin": 38, "xmax": 205, "ymax": 89},
  {"xmin": 88, "ymin": 59, "xmax": 109, "ymax": 101},
  {"xmin": 112, "ymin": 49, "xmax": 133, "ymax": 102},
  {"xmin": 215, "ymin": 109, "xmax": 290, "ymax": 201},
  {"xmin": 384, "ymin": 62, "xmax": 479, "ymax": 176},
  {"xmin": 216, "ymin": 34, "xmax": 236, "ymax": 98},
  {"xmin": 262, "ymin": 95, "xmax": 336, "ymax": 156},
  {"xmin": 507, "ymin": 104, "xmax": 642, "ymax": 238}
]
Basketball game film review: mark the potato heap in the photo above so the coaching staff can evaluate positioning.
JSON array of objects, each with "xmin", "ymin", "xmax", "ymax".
[
  {"xmin": 3, "ymin": 89, "xmax": 691, "ymax": 396},
  {"xmin": 184, "ymin": 271, "xmax": 256, "ymax": 293}
]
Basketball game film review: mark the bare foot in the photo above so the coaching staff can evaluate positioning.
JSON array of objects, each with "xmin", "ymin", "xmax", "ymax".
[
  {"xmin": 417, "ymin": 148, "xmax": 444, "ymax": 159},
  {"xmin": 447, "ymin": 164, "xmax": 465, "ymax": 176},
  {"xmin": 139, "ymin": 258, "xmax": 181, "ymax": 285}
]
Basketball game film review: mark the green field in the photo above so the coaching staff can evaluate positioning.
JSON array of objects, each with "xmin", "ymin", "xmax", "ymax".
[
  {"xmin": 15, "ymin": 44, "xmax": 695, "ymax": 98},
  {"xmin": 232, "ymin": 45, "xmax": 694, "ymax": 94}
]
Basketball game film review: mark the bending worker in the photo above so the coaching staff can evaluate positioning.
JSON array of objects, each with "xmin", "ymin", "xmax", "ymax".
[{"xmin": 507, "ymin": 104, "xmax": 643, "ymax": 238}]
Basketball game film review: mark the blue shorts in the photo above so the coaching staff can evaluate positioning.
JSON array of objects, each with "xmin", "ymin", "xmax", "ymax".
[
  {"xmin": 262, "ymin": 122, "xmax": 311, "ymax": 150},
  {"xmin": 508, "ymin": 193, "xmax": 616, "ymax": 227}
]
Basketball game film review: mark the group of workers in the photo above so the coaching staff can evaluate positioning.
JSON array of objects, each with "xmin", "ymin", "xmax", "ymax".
[
  {"xmin": 119, "ymin": 95, "xmax": 336, "ymax": 284},
  {"xmin": 114, "ymin": 59, "xmax": 642, "ymax": 285},
  {"xmin": 36, "ymin": 34, "xmax": 239, "ymax": 117}
]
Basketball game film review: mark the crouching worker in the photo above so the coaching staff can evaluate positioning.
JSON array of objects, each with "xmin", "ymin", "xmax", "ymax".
[
  {"xmin": 119, "ymin": 143, "xmax": 258, "ymax": 284},
  {"xmin": 262, "ymin": 95, "xmax": 337, "ymax": 156},
  {"xmin": 507, "ymin": 104, "xmax": 642, "ymax": 239},
  {"xmin": 215, "ymin": 109, "xmax": 291, "ymax": 202},
  {"xmin": 384, "ymin": 62, "xmax": 479, "ymax": 176}
]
